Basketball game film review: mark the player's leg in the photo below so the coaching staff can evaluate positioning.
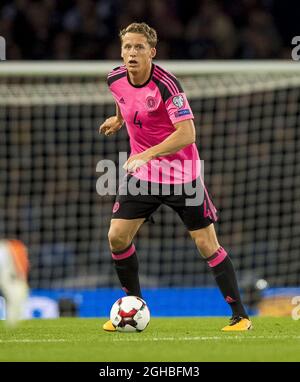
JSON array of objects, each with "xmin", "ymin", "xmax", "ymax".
[
  {"xmin": 167, "ymin": 179, "xmax": 251, "ymax": 331},
  {"xmin": 108, "ymin": 217, "xmax": 145, "ymax": 298},
  {"xmin": 103, "ymin": 175, "xmax": 161, "ymax": 331},
  {"xmin": 0, "ymin": 239, "xmax": 29, "ymax": 326},
  {"xmin": 108, "ymin": 175, "xmax": 160, "ymax": 298},
  {"xmin": 103, "ymin": 217, "xmax": 145, "ymax": 332},
  {"xmin": 189, "ymin": 224, "xmax": 252, "ymax": 331}
]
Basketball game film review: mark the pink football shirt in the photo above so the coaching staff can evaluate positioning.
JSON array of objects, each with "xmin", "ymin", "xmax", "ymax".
[{"xmin": 107, "ymin": 63, "xmax": 200, "ymax": 184}]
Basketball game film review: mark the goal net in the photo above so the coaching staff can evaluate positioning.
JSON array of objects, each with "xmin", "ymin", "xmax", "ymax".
[{"xmin": 0, "ymin": 61, "xmax": 299, "ymax": 316}]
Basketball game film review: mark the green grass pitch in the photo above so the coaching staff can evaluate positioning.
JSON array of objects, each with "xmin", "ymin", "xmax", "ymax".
[{"xmin": 0, "ymin": 317, "xmax": 299, "ymax": 362}]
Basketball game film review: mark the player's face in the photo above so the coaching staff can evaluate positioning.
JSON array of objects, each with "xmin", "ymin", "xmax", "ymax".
[{"xmin": 121, "ymin": 33, "xmax": 156, "ymax": 73}]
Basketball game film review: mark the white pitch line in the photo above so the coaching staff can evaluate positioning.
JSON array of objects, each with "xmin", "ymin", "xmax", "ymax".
[
  {"xmin": 1, "ymin": 335, "xmax": 300, "ymax": 344},
  {"xmin": 112, "ymin": 335, "xmax": 300, "ymax": 342},
  {"xmin": 0, "ymin": 339, "xmax": 67, "ymax": 343}
]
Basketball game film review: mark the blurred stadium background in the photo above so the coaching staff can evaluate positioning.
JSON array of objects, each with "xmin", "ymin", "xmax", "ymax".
[
  {"xmin": 0, "ymin": 0, "xmax": 299, "ymax": 320},
  {"xmin": 0, "ymin": 0, "xmax": 298, "ymax": 60}
]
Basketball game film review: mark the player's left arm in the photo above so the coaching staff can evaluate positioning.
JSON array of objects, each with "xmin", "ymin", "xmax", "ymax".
[{"xmin": 123, "ymin": 119, "xmax": 195, "ymax": 173}]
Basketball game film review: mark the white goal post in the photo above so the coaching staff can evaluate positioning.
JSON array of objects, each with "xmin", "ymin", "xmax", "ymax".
[{"xmin": 1, "ymin": 60, "xmax": 300, "ymax": 104}]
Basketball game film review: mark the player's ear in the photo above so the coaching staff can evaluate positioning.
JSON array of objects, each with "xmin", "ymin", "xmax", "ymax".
[{"xmin": 151, "ymin": 48, "xmax": 156, "ymax": 59}]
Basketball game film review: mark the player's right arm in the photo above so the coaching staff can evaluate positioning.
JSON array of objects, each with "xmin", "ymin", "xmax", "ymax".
[{"xmin": 99, "ymin": 102, "xmax": 124, "ymax": 136}]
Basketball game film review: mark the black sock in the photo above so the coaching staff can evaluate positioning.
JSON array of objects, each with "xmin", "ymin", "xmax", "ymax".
[
  {"xmin": 112, "ymin": 243, "xmax": 142, "ymax": 298},
  {"xmin": 207, "ymin": 247, "xmax": 248, "ymax": 318}
]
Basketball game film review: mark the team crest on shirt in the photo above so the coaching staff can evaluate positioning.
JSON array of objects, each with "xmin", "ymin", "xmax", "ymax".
[
  {"xmin": 146, "ymin": 96, "xmax": 157, "ymax": 110},
  {"xmin": 172, "ymin": 95, "xmax": 184, "ymax": 108}
]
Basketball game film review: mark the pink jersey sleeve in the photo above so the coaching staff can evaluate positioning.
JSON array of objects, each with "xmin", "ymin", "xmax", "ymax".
[{"xmin": 165, "ymin": 92, "xmax": 194, "ymax": 125}]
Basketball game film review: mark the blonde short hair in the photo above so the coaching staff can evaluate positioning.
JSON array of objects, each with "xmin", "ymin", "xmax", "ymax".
[{"xmin": 119, "ymin": 22, "xmax": 158, "ymax": 48}]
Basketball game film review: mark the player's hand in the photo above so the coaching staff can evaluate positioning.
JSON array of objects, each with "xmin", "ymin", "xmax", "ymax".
[
  {"xmin": 99, "ymin": 116, "xmax": 123, "ymax": 136},
  {"xmin": 123, "ymin": 151, "xmax": 154, "ymax": 173}
]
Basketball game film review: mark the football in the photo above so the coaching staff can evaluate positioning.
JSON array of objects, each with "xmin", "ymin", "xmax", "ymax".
[{"xmin": 110, "ymin": 296, "xmax": 150, "ymax": 332}]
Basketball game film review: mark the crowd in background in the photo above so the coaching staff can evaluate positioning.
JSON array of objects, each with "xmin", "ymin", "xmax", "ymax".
[{"xmin": 0, "ymin": 0, "xmax": 296, "ymax": 60}]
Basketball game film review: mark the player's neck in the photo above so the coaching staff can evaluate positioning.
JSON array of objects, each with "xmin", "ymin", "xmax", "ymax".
[{"xmin": 127, "ymin": 64, "xmax": 153, "ymax": 86}]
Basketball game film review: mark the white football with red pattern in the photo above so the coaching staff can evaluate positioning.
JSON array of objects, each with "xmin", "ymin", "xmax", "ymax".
[{"xmin": 110, "ymin": 296, "xmax": 150, "ymax": 332}]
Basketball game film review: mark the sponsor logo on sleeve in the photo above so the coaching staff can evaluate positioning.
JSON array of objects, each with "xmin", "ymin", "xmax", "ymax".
[
  {"xmin": 175, "ymin": 109, "xmax": 191, "ymax": 117},
  {"xmin": 172, "ymin": 95, "xmax": 185, "ymax": 108}
]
